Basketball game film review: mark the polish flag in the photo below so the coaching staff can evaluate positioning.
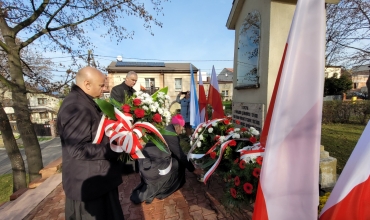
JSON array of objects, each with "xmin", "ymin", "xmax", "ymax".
[
  {"xmin": 319, "ymin": 121, "xmax": 370, "ymax": 219},
  {"xmin": 198, "ymin": 70, "xmax": 208, "ymax": 122},
  {"xmin": 252, "ymin": 0, "xmax": 325, "ymax": 219},
  {"xmin": 190, "ymin": 64, "xmax": 200, "ymax": 128},
  {"xmin": 207, "ymin": 66, "xmax": 224, "ymax": 119}
]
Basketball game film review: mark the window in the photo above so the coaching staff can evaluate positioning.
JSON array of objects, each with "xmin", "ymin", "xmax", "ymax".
[
  {"xmin": 38, "ymin": 98, "xmax": 47, "ymax": 105},
  {"xmin": 221, "ymin": 90, "xmax": 229, "ymax": 97},
  {"xmin": 175, "ymin": 78, "xmax": 182, "ymax": 90},
  {"xmin": 8, "ymin": 114, "xmax": 16, "ymax": 121},
  {"xmin": 40, "ymin": 112, "xmax": 48, "ymax": 119},
  {"xmin": 145, "ymin": 78, "xmax": 155, "ymax": 88}
]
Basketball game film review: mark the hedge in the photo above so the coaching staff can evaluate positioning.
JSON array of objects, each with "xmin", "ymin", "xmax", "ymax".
[{"xmin": 322, "ymin": 100, "xmax": 370, "ymax": 124}]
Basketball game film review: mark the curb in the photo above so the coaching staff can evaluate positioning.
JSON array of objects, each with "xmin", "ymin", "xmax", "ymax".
[{"xmin": 0, "ymin": 157, "xmax": 63, "ymax": 220}]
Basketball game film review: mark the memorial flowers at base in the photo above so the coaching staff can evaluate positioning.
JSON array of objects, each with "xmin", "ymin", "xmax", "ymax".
[
  {"xmin": 94, "ymin": 87, "xmax": 176, "ymax": 159},
  {"xmin": 187, "ymin": 117, "xmax": 264, "ymax": 208}
]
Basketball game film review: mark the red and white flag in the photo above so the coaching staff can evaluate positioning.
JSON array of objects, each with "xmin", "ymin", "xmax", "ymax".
[
  {"xmin": 198, "ymin": 70, "xmax": 208, "ymax": 122},
  {"xmin": 319, "ymin": 122, "xmax": 370, "ymax": 219},
  {"xmin": 252, "ymin": 0, "xmax": 325, "ymax": 219},
  {"xmin": 207, "ymin": 66, "xmax": 224, "ymax": 119}
]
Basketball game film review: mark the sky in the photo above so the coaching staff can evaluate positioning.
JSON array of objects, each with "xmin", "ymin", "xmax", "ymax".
[{"xmin": 29, "ymin": 0, "xmax": 236, "ymax": 79}]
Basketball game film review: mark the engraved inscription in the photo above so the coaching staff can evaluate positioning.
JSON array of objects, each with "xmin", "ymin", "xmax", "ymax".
[{"xmin": 232, "ymin": 102, "xmax": 264, "ymax": 132}]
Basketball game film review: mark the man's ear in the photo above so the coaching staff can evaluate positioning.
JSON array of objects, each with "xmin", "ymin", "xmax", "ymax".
[{"xmin": 84, "ymin": 80, "xmax": 90, "ymax": 91}]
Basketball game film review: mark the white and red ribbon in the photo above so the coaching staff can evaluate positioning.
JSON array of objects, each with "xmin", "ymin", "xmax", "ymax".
[
  {"xmin": 238, "ymin": 142, "xmax": 265, "ymax": 162},
  {"xmin": 93, "ymin": 107, "xmax": 167, "ymax": 159}
]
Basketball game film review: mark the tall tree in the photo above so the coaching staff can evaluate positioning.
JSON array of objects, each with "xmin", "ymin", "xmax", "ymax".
[
  {"xmin": 326, "ymin": 0, "xmax": 370, "ymax": 67},
  {"xmin": 0, "ymin": 0, "xmax": 167, "ymax": 181}
]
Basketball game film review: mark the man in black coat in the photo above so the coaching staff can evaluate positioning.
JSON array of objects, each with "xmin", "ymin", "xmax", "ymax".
[
  {"xmin": 130, "ymin": 114, "xmax": 201, "ymax": 204},
  {"xmin": 110, "ymin": 71, "xmax": 139, "ymax": 174},
  {"xmin": 110, "ymin": 71, "xmax": 138, "ymax": 103},
  {"xmin": 57, "ymin": 67, "xmax": 124, "ymax": 220}
]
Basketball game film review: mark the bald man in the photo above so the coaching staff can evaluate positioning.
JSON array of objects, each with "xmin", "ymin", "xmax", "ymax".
[{"xmin": 57, "ymin": 67, "xmax": 124, "ymax": 220}]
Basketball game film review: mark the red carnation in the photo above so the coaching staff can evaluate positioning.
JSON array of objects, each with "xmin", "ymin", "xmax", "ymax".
[
  {"xmin": 243, "ymin": 183, "xmax": 253, "ymax": 194},
  {"xmin": 210, "ymin": 151, "xmax": 217, "ymax": 159},
  {"xmin": 226, "ymin": 128, "xmax": 234, "ymax": 134},
  {"xmin": 134, "ymin": 108, "xmax": 145, "ymax": 118},
  {"xmin": 234, "ymin": 158, "xmax": 239, "ymax": 164},
  {"xmin": 228, "ymin": 140, "xmax": 237, "ymax": 147},
  {"xmin": 224, "ymin": 119, "xmax": 230, "ymax": 125},
  {"xmin": 152, "ymin": 113, "xmax": 162, "ymax": 123},
  {"xmin": 249, "ymin": 136, "xmax": 257, "ymax": 144},
  {"xmin": 239, "ymin": 160, "xmax": 246, "ymax": 169},
  {"xmin": 122, "ymin": 104, "xmax": 131, "ymax": 113},
  {"xmin": 253, "ymin": 168, "xmax": 261, "ymax": 178},
  {"xmin": 214, "ymin": 135, "xmax": 220, "ymax": 141},
  {"xmin": 133, "ymin": 98, "xmax": 142, "ymax": 106},
  {"xmin": 230, "ymin": 188, "xmax": 237, "ymax": 198},
  {"xmin": 256, "ymin": 156, "xmax": 263, "ymax": 165},
  {"xmin": 241, "ymin": 127, "xmax": 248, "ymax": 132},
  {"xmin": 235, "ymin": 120, "xmax": 240, "ymax": 125},
  {"xmin": 234, "ymin": 176, "xmax": 240, "ymax": 186}
]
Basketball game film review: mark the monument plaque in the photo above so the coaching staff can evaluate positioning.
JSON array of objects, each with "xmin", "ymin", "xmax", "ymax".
[{"xmin": 232, "ymin": 102, "xmax": 264, "ymax": 132}]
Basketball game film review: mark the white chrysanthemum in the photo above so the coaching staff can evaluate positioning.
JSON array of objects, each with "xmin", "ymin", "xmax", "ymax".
[
  {"xmin": 212, "ymin": 122, "xmax": 217, "ymax": 127},
  {"xmin": 195, "ymin": 133, "xmax": 199, "ymax": 139},
  {"xmin": 208, "ymin": 127, "xmax": 213, "ymax": 133},
  {"xmin": 142, "ymin": 93, "xmax": 150, "ymax": 98},
  {"xmin": 198, "ymin": 127, "xmax": 203, "ymax": 133},
  {"xmin": 149, "ymin": 105, "xmax": 157, "ymax": 112},
  {"xmin": 234, "ymin": 128, "xmax": 240, "ymax": 132},
  {"xmin": 163, "ymin": 110, "xmax": 171, "ymax": 118},
  {"xmin": 250, "ymin": 127, "xmax": 260, "ymax": 136},
  {"xmin": 142, "ymin": 105, "xmax": 149, "ymax": 111},
  {"xmin": 157, "ymin": 108, "xmax": 164, "ymax": 115},
  {"xmin": 153, "ymin": 102, "xmax": 159, "ymax": 107},
  {"xmin": 199, "ymin": 134, "xmax": 204, "ymax": 140},
  {"xmin": 219, "ymin": 136, "xmax": 226, "ymax": 143},
  {"xmin": 202, "ymin": 123, "xmax": 206, "ymax": 127},
  {"xmin": 197, "ymin": 141, "xmax": 202, "ymax": 148},
  {"xmin": 135, "ymin": 91, "xmax": 143, "ymax": 96},
  {"xmin": 165, "ymin": 95, "xmax": 171, "ymax": 101},
  {"xmin": 232, "ymin": 133, "xmax": 240, "ymax": 139},
  {"xmin": 190, "ymin": 141, "xmax": 193, "ymax": 145}
]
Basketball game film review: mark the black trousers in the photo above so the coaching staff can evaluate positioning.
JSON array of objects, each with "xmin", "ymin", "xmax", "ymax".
[{"xmin": 65, "ymin": 188, "xmax": 124, "ymax": 220}]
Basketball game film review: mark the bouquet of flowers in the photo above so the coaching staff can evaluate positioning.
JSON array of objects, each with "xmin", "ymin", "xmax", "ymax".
[
  {"xmin": 93, "ymin": 87, "xmax": 176, "ymax": 159},
  {"xmin": 187, "ymin": 117, "xmax": 264, "ymax": 208}
]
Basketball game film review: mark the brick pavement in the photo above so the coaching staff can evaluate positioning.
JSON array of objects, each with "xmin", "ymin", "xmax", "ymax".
[{"xmin": 25, "ymin": 171, "xmax": 253, "ymax": 220}]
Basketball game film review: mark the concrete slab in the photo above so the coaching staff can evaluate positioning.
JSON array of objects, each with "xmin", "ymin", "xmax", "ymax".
[{"xmin": 0, "ymin": 173, "xmax": 62, "ymax": 220}]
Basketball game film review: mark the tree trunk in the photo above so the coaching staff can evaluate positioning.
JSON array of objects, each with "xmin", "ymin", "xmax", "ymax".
[
  {"xmin": 6, "ymin": 40, "xmax": 43, "ymax": 182},
  {"xmin": 366, "ymin": 71, "xmax": 370, "ymax": 100},
  {"xmin": 0, "ymin": 104, "xmax": 27, "ymax": 192}
]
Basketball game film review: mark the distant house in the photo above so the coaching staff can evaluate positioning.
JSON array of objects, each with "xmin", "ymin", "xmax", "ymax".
[
  {"xmin": 3, "ymin": 91, "xmax": 59, "ymax": 127},
  {"xmin": 351, "ymin": 65, "xmax": 369, "ymax": 92},
  {"xmin": 325, "ymin": 66, "xmax": 342, "ymax": 79},
  {"xmin": 106, "ymin": 60, "xmax": 199, "ymax": 112},
  {"xmin": 217, "ymin": 68, "xmax": 234, "ymax": 101}
]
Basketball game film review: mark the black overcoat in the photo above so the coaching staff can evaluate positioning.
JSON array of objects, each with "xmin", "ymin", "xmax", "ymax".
[
  {"xmin": 57, "ymin": 85, "xmax": 122, "ymax": 201},
  {"xmin": 130, "ymin": 124, "xmax": 195, "ymax": 203},
  {"xmin": 110, "ymin": 82, "xmax": 136, "ymax": 103}
]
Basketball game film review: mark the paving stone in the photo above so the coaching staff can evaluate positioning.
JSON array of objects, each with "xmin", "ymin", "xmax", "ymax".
[
  {"xmin": 189, "ymin": 210, "xmax": 205, "ymax": 220},
  {"xmin": 173, "ymin": 197, "xmax": 188, "ymax": 208},
  {"xmin": 203, "ymin": 213, "xmax": 219, "ymax": 220},
  {"xmin": 189, "ymin": 204, "xmax": 203, "ymax": 212},
  {"xmin": 164, "ymin": 202, "xmax": 178, "ymax": 218},
  {"xmin": 176, "ymin": 207, "xmax": 192, "ymax": 220}
]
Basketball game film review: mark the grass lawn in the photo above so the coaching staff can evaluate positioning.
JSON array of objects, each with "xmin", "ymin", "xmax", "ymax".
[
  {"xmin": 321, "ymin": 123, "xmax": 365, "ymax": 175},
  {"xmin": 0, "ymin": 174, "xmax": 14, "ymax": 204}
]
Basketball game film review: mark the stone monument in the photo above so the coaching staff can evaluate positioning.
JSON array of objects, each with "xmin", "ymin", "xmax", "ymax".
[{"xmin": 320, "ymin": 145, "xmax": 338, "ymax": 188}]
